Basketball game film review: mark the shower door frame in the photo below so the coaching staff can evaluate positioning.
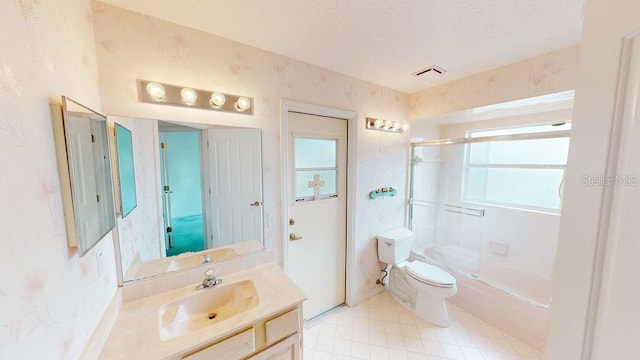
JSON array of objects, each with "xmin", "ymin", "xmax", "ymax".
[{"xmin": 407, "ymin": 129, "xmax": 571, "ymax": 231}]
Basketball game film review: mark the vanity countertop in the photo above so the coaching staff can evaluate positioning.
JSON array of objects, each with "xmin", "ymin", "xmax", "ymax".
[{"xmin": 100, "ymin": 263, "xmax": 306, "ymax": 360}]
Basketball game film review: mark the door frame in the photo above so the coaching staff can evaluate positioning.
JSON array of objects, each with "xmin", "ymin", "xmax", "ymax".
[
  {"xmin": 546, "ymin": 1, "xmax": 640, "ymax": 358},
  {"xmin": 280, "ymin": 99, "xmax": 357, "ymax": 307}
]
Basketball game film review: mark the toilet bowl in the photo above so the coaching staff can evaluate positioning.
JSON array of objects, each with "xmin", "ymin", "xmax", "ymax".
[{"xmin": 377, "ymin": 228, "xmax": 457, "ymax": 327}]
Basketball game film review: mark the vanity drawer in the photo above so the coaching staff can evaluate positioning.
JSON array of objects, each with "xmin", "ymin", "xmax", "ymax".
[
  {"xmin": 183, "ymin": 328, "xmax": 255, "ymax": 360},
  {"xmin": 264, "ymin": 308, "xmax": 300, "ymax": 345}
]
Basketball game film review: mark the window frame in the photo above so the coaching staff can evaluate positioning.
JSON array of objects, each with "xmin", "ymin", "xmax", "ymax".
[
  {"xmin": 462, "ymin": 124, "xmax": 571, "ymax": 214},
  {"xmin": 293, "ymin": 135, "xmax": 340, "ymax": 202}
]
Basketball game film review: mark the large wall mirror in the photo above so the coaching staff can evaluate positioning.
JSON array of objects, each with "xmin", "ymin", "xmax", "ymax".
[
  {"xmin": 52, "ymin": 97, "xmax": 116, "ymax": 256},
  {"xmin": 108, "ymin": 116, "xmax": 264, "ymax": 283}
]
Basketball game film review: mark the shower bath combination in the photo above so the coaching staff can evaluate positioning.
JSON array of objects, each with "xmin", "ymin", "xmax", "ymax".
[{"xmin": 406, "ymin": 124, "xmax": 570, "ymax": 341}]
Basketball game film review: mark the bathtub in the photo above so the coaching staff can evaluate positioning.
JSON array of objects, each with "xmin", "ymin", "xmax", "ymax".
[{"xmin": 411, "ymin": 248, "xmax": 549, "ymax": 351}]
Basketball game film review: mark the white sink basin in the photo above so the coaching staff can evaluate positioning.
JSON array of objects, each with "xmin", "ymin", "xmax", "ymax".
[{"xmin": 158, "ymin": 280, "xmax": 259, "ymax": 340}]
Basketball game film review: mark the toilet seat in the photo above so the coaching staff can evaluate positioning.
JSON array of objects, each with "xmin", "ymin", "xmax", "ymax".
[{"xmin": 404, "ymin": 261, "xmax": 456, "ymax": 288}]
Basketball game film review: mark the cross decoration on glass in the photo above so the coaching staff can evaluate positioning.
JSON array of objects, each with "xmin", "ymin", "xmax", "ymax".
[{"xmin": 308, "ymin": 174, "xmax": 326, "ymax": 201}]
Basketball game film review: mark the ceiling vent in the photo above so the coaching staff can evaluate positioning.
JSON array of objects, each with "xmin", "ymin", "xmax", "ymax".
[{"xmin": 413, "ymin": 65, "xmax": 447, "ymax": 81}]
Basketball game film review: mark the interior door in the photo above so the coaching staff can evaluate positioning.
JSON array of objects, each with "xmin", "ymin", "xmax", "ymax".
[
  {"xmin": 287, "ymin": 112, "xmax": 347, "ymax": 320},
  {"xmin": 207, "ymin": 128, "xmax": 263, "ymax": 248}
]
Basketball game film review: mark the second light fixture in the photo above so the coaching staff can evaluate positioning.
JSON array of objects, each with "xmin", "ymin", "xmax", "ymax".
[{"xmin": 138, "ymin": 80, "xmax": 253, "ymax": 115}]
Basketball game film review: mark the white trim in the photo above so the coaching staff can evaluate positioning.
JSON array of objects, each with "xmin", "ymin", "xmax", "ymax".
[
  {"xmin": 546, "ymin": 3, "xmax": 640, "ymax": 358},
  {"xmin": 586, "ymin": 32, "xmax": 640, "ymax": 359},
  {"xmin": 280, "ymin": 99, "xmax": 358, "ymax": 307},
  {"xmin": 153, "ymin": 120, "xmax": 167, "ymax": 259}
]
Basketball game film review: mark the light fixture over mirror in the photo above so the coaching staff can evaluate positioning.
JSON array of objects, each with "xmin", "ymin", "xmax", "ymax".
[
  {"xmin": 137, "ymin": 80, "xmax": 253, "ymax": 115},
  {"xmin": 234, "ymin": 96, "xmax": 251, "ymax": 112},
  {"xmin": 146, "ymin": 82, "xmax": 167, "ymax": 102},
  {"xmin": 366, "ymin": 117, "xmax": 409, "ymax": 133},
  {"xmin": 180, "ymin": 87, "xmax": 197, "ymax": 106},
  {"xmin": 209, "ymin": 92, "xmax": 226, "ymax": 109}
]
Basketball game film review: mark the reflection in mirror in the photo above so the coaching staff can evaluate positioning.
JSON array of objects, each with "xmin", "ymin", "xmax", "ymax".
[
  {"xmin": 53, "ymin": 97, "xmax": 116, "ymax": 255},
  {"xmin": 115, "ymin": 123, "xmax": 137, "ymax": 217},
  {"xmin": 108, "ymin": 116, "xmax": 264, "ymax": 282}
]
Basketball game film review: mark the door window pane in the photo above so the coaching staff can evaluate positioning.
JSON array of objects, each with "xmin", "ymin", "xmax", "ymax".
[
  {"xmin": 294, "ymin": 137, "xmax": 338, "ymax": 200},
  {"xmin": 295, "ymin": 170, "xmax": 337, "ymax": 198},
  {"xmin": 295, "ymin": 138, "xmax": 336, "ymax": 168}
]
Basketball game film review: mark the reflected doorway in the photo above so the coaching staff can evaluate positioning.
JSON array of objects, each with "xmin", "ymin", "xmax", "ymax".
[{"xmin": 159, "ymin": 128, "xmax": 206, "ymax": 257}]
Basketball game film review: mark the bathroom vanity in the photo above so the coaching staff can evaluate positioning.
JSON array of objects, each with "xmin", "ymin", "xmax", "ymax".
[{"xmin": 100, "ymin": 263, "xmax": 306, "ymax": 359}]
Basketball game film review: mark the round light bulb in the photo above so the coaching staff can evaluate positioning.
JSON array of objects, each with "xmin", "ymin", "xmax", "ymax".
[
  {"xmin": 401, "ymin": 123, "xmax": 409, "ymax": 131},
  {"xmin": 209, "ymin": 92, "xmax": 226, "ymax": 108},
  {"xmin": 392, "ymin": 122, "xmax": 403, "ymax": 130},
  {"xmin": 180, "ymin": 88, "xmax": 198, "ymax": 106},
  {"xmin": 146, "ymin": 82, "xmax": 166, "ymax": 102},
  {"xmin": 383, "ymin": 120, "xmax": 393, "ymax": 129},
  {"xmin": 373, "ymin": 119, "xmax": 384, "ymax": 128},
  {"xmin": 234, "ymin": 96, "xmax": 251, "ymax": 112}
]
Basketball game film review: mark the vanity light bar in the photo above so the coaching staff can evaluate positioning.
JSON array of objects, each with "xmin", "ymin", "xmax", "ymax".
[
  {"xmin": 137, "ymin": 80, "xmax": 254, "ymax": 115},
  {"xmin": 366, "ymin": 117, "xmax": 409, "ymax": 133}
]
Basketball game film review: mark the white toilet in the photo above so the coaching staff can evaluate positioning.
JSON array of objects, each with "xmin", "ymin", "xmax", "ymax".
[{"xmin": 377, "ymin": 227, "xmax": 457, "ymax": 327}]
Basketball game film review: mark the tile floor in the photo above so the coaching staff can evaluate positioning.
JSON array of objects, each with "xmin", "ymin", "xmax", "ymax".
[{"xmin": 303, "ymin": 291, "xmax": 544, "ymax": 360}]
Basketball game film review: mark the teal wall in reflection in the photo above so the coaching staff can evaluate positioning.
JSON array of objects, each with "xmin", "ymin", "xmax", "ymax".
[{"xmin": 115, "ymin": 123, "xmax": 137, "ymax": 217}]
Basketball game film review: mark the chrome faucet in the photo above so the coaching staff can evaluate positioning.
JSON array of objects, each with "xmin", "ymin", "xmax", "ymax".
[
  {"xmin": 202, "ymin": 254, "xmax": 211, "ymax": 264},
  {"xmin": 196, "ymin": 269, "xmax": 222, "ymax": 290}
]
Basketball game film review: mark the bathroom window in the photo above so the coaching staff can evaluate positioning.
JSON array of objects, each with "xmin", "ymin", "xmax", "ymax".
[
  {"xmin": 294, "ymin": 137, "xmax": 338, "ymax": 201},
  {"xmin": 464, "ymin": 123, "xmax": 571, "ymax": 212}
]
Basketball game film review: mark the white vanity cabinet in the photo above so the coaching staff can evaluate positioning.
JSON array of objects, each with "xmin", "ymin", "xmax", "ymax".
[
  {"xmin": 248, "ymin": 333, "xmax": 300, "ymax": 360},
  {"xmin": 183, "ymin": 328, "xmax": 256, "ymax": 360},
  {"xmin": 181, "ymin": 305, "xmax": 302, "ymax": 360},
  {"xmin": 98, "ymin": 264, "xmax": 307, "ymax": 360}
]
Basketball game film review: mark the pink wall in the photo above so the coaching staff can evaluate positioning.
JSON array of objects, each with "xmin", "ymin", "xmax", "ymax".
[
  {"xmin": 0, "ymin": 1, "xmax": 118, "ymax": 358},
  {"xmin": 410, "ymin": 45, "xmax": 580, "ymax": 119},
  {"xmin": 92, "ymin": 2, "xmax": 410, "ymax": 304}
]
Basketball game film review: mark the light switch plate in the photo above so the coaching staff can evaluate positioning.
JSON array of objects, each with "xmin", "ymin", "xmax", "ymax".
[{"xmin": 96, "ymin": 250, "xmax": 104, "ymax": 276}]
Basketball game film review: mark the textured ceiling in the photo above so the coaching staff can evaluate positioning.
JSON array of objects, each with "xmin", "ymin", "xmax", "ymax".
[{"xmin": 97, "ymin": 0, "xmax": 584, "ymax": 93}]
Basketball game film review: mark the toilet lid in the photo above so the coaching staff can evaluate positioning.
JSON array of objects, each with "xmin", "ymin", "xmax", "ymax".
[{"xmin": 405, "ymin": 262, "xmax": 456, "ymax": 287}]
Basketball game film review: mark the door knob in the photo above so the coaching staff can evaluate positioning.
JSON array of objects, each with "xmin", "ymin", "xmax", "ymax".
[
  {"xmin": 289, "ymin": 233, "xmax": 303, "ymax": 241},
  {"xmin": 250, "ymin": 201, "xmax": 261, "ymax": 206}
]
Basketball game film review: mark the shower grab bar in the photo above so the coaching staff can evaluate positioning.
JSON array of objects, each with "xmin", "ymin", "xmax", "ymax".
[{"xmin": 443, "ymin": 204, "xmax": 485, "ymax": 217}]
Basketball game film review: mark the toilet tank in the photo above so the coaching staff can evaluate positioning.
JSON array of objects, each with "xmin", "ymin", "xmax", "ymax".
[{"xmin": 377, "ymin": 227, "xmax": 414, "ymax": 265}]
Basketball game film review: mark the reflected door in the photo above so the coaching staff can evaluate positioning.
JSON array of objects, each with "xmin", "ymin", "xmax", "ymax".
[
  {"xmin": 287, "ymin": 112, "xmax": 347, "ymax": 320},
  {"xmin": 207, "ymin": 129, "xmax": 263, "ymax": 248},
  {"xmin": 160, "ymin": 131, "xmax": 205, "ymax": 256},
  {"xmin": 68, "ymin": 117, "xmax": 100, "ymax": 243}
]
